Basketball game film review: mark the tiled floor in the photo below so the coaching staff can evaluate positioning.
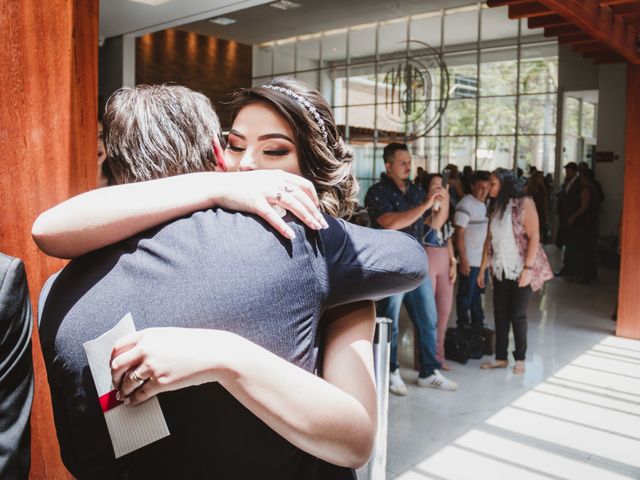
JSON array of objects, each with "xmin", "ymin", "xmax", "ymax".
[{"xmin": 360, "ymin": 247, "xmax": 640, "ymax": 480}]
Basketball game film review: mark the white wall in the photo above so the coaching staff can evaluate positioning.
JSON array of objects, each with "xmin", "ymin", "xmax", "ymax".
[{"xmin": 596, "ymin": 63, "xmax": 627, "ymax": 237}]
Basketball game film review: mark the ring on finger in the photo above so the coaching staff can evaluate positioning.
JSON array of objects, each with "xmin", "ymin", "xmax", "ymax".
[
  {"xmin": 274, "ymin": 191, "xmax": 283, "ymax": 205},
  {"xmin": 130, "ymin": 370, "xmax": 146, "ymax": 385},
  {"xmin": 284, "ymin": 184, "xmax": 297, "ymax": 193}
]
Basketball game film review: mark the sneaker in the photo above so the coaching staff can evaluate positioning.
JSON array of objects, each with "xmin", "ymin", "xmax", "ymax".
[
  {"xmin": 418, "ymin": 370, "xmax": 458, "ymax": 391},
  {"xmin": 389, "ymin": 369, "xmax": 408, "ymax": 396}
]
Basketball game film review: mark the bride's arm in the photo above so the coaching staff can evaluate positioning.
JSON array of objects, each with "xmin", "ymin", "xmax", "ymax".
[
  {"xmin": 32, "ymin": 170, "xmax": 325, "ymax": 259},
  {"xmin": 111, "ymin": 301, "xmax": 377, "ymax": 468}
]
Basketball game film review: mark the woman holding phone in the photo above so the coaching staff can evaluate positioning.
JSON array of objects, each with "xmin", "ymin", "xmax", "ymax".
[{"xmin": 423, "ymin": 174, "xmax": 456, "ymax": 370}]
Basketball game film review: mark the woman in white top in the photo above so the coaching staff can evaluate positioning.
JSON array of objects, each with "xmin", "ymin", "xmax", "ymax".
[{"xmin": 478, "ymin": 168, "xmax": 552, "ymax": 374}]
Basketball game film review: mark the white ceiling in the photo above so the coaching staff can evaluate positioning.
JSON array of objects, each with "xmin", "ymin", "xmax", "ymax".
[
  {"xmin": 100, "ymin": 1, "xmax": 546, "ymax": 49},
  {"xmin": 99, "ymin": 0, "xmax": 271, "ymax": 38},
  {"xmin": 176, "ymin": 0, "xmax": 479, "ymax": 45}
]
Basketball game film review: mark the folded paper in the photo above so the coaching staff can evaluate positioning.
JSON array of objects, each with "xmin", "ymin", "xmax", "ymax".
[{"xmin": 83, "ymin": 313, "xmax": 170, "ymax": 458}]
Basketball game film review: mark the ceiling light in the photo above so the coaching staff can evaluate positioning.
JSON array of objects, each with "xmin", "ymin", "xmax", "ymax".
[
  {"xmin": 129, "ymin": 0, "xmax": 173, "ymax": 6},
  {"xmin": 209, "ymin": 17, "xmax": 237, "ymax": 26},
  {"xmin": 269, "ymin": 0, "xmax": 301, "ymax": 11}
]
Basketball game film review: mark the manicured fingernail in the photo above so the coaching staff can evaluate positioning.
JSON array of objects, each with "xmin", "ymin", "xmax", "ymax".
[
  {"xmin": 123, "ymin": 397, "xmax": 131, "ymax": 405},
  {"xmin": 287, "ymin": 229, "xmax": 296, "ymax": 239},
  {"xmin": 116, "ymin": 391, "xmax": 121, "ymax": 401},
  {"xmin": 320, "ymin": 218, "xmax": 329, "ymax": 229}
]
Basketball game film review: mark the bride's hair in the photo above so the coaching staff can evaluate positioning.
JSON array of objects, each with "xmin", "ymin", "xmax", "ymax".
[{"xmin": 229, "ymin": 77, "xmax": 358, "ymax": 218}]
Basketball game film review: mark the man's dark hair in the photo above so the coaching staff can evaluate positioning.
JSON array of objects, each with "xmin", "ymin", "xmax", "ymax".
[
  {"xmin": 471, "ymin": 170, "xmax": 490, "ymax": 184},
  {"xmin": 103, "ymin": 84, "xmax": 221, "ymax": 184},
  {"xmin": 383, "ymin": 143, "xmax": 409, "ymax": 164}
]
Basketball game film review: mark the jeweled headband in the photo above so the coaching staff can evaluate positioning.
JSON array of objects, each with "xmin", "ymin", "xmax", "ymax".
[{"xmin": 263, "ymin": 84, "xmax": 330, "ymax": 145}]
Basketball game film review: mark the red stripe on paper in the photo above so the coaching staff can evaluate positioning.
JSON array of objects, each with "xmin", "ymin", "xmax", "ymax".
[{"xmin": 99, "ymin": 389, "xmax": 123, "ymax": 412}]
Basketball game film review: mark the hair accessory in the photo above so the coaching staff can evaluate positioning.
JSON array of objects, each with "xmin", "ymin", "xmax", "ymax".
[{"xmin": 263, "ymin": 84, "xmax": 329, "ymax": 144}]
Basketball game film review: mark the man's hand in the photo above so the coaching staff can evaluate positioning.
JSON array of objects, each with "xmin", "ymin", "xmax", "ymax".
[
  {"xmin": 477, "ymin": 268, "xmax": 487, "ymax": 289},
  {"xmin": 459, "ymin": 257, "xmax": 471, "ymax": 276},
  {"xmin": 213, "ymin": 170, "xmax": 328, "ymax": 240}
]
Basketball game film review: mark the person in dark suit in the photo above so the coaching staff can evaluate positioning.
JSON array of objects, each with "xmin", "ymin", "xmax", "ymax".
[
  {"xmin": 36, "ymin": 81, "xmax": 427, "ymax": 479},
  {"xmin": 556, "ymin": 162, "xmax": 582, "ymax": 275},
  {"xmin": 0, "ymin": 253, "xmax": 34, "ymax": 480}
]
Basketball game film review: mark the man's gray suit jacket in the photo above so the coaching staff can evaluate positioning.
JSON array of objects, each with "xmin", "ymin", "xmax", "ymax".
[{"xmin": 39, "ymin": 209, "xmax": 427, "ymax": 479}]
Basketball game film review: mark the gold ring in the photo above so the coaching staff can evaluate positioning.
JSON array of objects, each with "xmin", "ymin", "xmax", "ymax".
[{"xmin": 130, "ymin": 370, "xmax": 146, "ymax": 385}]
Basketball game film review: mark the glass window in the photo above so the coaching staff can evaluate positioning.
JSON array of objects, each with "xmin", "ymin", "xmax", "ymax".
[
  {"xmin": 253, "ymin": 45, "xmax": 272, "ymax": 77},
  {"xmin": 378, "ymin": 18, "xmax": 408, "ymax": 57},
  {"xmin": 347, "ymin": 105, "xmax": 376, "ymax": 135},
  {"xmin": 444, "ymin": 7, "xmax": 479, "ymax": 50},
  {"xmin": 442, "ymin": 136, "xmax": 475, "ymax": 169},
  {"xmin": 411, "ymin": 135, "xmax": 439, "ymax": 174},
  {"xmin": 477, "ymin": 136, "xmax": 514, "ymax": 171},
  {"xmin": 322, "ymin": 29, "xmax": 347, "ymax": 66},
  {"xmin": 518, "ymin": 135, "xmax": 556, "ymax": 172},
  {"xmin": 295, "ymin": 70, "xmax": 319, "ymax": 89},
  {"xmin": 480, "ymin": 6, "xmax": 519, "ymax": 44},
  {"xmin": 479, "ymin": 96, "xmax": 517, "ymax": 135},
  {"xmin": 345, "ymin": 66, "xmax": 377, "ymax": 106},
  {"xmin": 349, "ymin": 25, "xmax": 377, "ymax": 63},
  {"xmin": 518, "ymin": 94, "xmax": 557, "ymax": 135},
  {"xmin": 376, "ymin": 104, "xmax": 406, "ymax": 138},
  {"xmin": 442, "ymin": 98, "xmax": 476, "ymax": 136},
  {"xmin": 564, "ymin": 97, "xmax": 580, "ymax": 137},
  {"xmin": 446, "ymin": 53, "xmax": 478, "ymax": 99},
  {"xmin": 410, "ymin": 12, "xmax": 441, "ymax": 50},
  {"xmin": 273, "ymin": 41, "xmax": 295, "ymax": 74},
  {"xmin": 351, "ymin": 142, "xmax": 376, "ymax": 179},
  {"xmin": 333, "ymin": 106, "xmax": 347, "ymax": 134},
  {"xmin": 582, "ymin": 101, "xmax": 596, "ymax": 138},
  {"xmin": 520, "ymin": 44, "xmax": 558, "ymax": 94},
  {"xmin": 296, "ymin": 35, "xmax": 321, "ymax": 71},
  {"xmin": 251, "ymin": 10, "xmax": 559, "ymax": 191},
  {"xmin": 330, "ymin": 73, "xmax": 348, "ymax": 107},
  {"xmin": 479, "ymin": 47, "xmax": 517, "ymax": 96}
]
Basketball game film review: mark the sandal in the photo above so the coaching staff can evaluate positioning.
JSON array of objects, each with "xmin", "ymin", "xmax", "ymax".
[
  {"xmin": 513, "ymin": 361, "xmax": 525, "ymax": 375},
  {"xmin": 481, "ymin": 360, "xmax": 508, "ymax": 369}
]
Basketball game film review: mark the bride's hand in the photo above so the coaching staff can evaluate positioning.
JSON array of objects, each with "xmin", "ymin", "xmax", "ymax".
[
  {"xmin": 212, "ymin": 170, "xmax": 328, "ymax": 240},
  {"xmin": 110, "ymin": 327, "xmax": 237, "ymax": 405}
]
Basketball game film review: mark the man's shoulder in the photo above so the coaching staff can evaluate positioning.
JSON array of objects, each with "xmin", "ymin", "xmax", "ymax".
[{"xmin": 365, "ymin": 180, "xmax": 387, "ymax": 197}]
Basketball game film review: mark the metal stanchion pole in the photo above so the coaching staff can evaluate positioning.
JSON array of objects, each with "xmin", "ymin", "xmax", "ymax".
[{"xmin": 367, "ymin": 317, "xmax": 392, "ymax": 480}]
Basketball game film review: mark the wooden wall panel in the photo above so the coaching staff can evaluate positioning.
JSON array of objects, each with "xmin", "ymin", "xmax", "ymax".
[
  {"xmin": 617, "ymin": 63, "xmax": 640, "ymax": 340},
  {"xmin": 0, "ymin": 0, "xmax": 98, "ymax": 477},
  {"xmin": 136, "ymin": 29, "xmax": 252, "ymax": 127}
]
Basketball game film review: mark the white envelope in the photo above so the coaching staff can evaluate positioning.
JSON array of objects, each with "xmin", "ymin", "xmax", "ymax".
[{"xmin": 83, "ymin": 313, "xmax": 170, "ymax": 458}]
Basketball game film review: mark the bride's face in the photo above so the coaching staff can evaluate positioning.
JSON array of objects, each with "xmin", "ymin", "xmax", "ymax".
[{"xmin": 224, "ymin": 102, "xmax": 302, "ymax": 176}]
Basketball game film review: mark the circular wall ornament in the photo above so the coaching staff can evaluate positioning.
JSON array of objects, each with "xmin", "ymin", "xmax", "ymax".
[{"xmin": 381, "ymin": 40, "xmax": 449, "ymax": 140}]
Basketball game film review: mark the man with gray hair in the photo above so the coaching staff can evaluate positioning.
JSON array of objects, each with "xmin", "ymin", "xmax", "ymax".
[
  {"xmin": 38, "ymin": 84, "xmax": 427, "ymax": 479},
  {"xmin": 104, "ymin": 84, "xmax": 221, "ymax": 184}
]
